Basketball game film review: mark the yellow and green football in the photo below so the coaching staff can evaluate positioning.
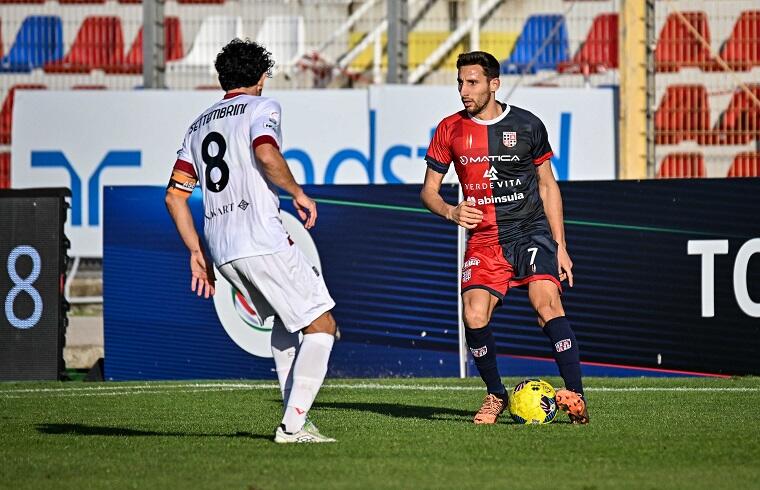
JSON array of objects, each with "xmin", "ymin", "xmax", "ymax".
[{"xmin": 508, "ymin": 379, "xmax": 558, "ymax": 424}]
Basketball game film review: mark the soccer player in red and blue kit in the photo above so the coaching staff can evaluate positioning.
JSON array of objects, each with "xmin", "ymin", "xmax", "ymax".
[{"xmin": 421, "ymin": 51, "xmax": 589, "ymax": 424}]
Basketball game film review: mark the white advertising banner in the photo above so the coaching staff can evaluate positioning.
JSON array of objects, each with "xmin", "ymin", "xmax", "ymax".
[
  {"xmin": 11, "ymin": 90, "xmax": 369, "ymax": 257},
  {"xmin": 12, "ymin": 87, "xmax": 614, "ymax": 256},
  {"xmin": 370, "ymin": 85, "xmax": 616, "ymax": 184}
]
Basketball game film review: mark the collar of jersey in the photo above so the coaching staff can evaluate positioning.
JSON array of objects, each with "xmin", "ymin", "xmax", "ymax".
[
  {"xmin": 469, "ymin": 102, "xmax": 511, "ymax": 125},
  {"xmin": 223, "ymin": 92, "xmax": 245, "ymax": 100}
]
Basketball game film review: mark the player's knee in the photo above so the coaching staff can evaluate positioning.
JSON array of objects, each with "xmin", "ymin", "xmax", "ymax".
[
  {"xmin": 463, "ymin": 308, "xmax": 490, "ymax": 329},
  {"xmin": 535, "ymin": 301, "xmax": 564, "ymax": 324},
  {"xmin": 304, "ymin": 311, "xmax": 337, "ymax": 335}
]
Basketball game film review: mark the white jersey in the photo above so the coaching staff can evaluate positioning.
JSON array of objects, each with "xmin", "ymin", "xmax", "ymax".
[{"xmin": 176, "ymin": 93, "xmax": 290, "ymax": 266}]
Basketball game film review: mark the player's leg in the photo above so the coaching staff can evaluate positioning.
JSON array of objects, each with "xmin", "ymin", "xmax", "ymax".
[
  {"xmin": 463, "ymin": 289, "xmax": 508, "ymax": 424},
  {"xmin": 461, "ymin": 245, "xmax": 511, "ymax": 424},
  {"xmin": 528, "ymin": 280, "xmax": 588, "ymax": 424},
  {"xmin": 278, "ymin": 311, "xmax": 336, "ymax": 440},
  {"xmin": 218, "ymin": 262, "xmax": 300, "ymax": 406}
]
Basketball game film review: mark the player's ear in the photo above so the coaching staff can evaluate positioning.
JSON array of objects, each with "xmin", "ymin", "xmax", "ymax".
[
  {"xmin": 255, "ymin": 73, "xmax": 267, "ymax": 95},
  {"xmin": 490, "ymin": 76, "xmax": 500, "ymax": 94}
]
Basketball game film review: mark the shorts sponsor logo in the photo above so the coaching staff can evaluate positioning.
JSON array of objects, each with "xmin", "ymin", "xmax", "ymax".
[
  {"xmin": 555, "ymin": 339, "xmax": 572, "ymax": 352},
  {"xmin": 470, "ymin": 346, "xmax": 488, "ymax": 357},
  {"xmin": 464, "ymin": 257, "xmax": 480, "ymax": 268},
  {"xmin": 503, "ymin": 131, "xmax": 517, "ymax": 147}
]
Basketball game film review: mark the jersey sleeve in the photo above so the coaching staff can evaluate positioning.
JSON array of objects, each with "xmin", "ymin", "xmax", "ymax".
[
  {"xmin": 251, "ymin": 98, "xmax": 282, "ymax": 150},
  {"xmin": 173, "ymin": 131, "xmax": 198, "ymax": 179},
  {"xmin": 531, "ymin": 117, "xmax": 553, "ymax": 165},
  {"xmin": 424, "ymin": 120, "xmax": 453, "ymax": 174}
]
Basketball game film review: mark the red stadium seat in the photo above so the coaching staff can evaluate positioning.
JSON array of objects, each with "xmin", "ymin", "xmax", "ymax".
[
  {"xmin": 719, "ymin": 11, "xmax": 760, "ymax": 71},
  {"xmin": 655, "ymin": 11, "xmax": 714, "ymax": 72},
  {"xmin": 0, "ymin": 0, "xmax": 44, "ymax": 3},
  {"xmin": 654, "ymin": 85, "xmax": 711, "ymax": 144},
  {"xmin": 58, "ymin": 0, "xmax": 106, "ymax": 3},
  {"xmin": 117, "ymin": 0, "xmax": 142, "ymax": 3},
  {"xmin": 0, "ymin": 152, "xmax": 9, "ymax": 189},
  {"xmin": 0, "ymin": 84, "xmax": 46, "ymax": 145},
  {"xmin": 657, "ymin": 153, "xmax": 706, "ymax": 178},
  {"xmin": 712, "ymin": 85, "xmax": 760, "ymax": 145},
  {"xmin": 44, "ymin": 16, "xmax": 124, "ymax": 73},
  {"xmin": 727, "ymin": 152, "xmax": 760, "ymax": 177},
  {"xmin": 177, "ymin": 0, "xmax": 224, "ymax": 3},
  {"xmin": 104, "ymin": 17, "xmax": 183, "ymax": 74},
  {"xmin": 558, "ymin": 13, "xmax": 618, "ymax": 74}
]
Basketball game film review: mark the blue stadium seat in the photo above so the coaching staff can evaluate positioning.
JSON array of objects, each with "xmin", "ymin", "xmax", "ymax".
[
  {"xmin": 500, "ymin": 14, "xmax": 569, "ymax": 74},
  {"xmin": 0, "ymin": 16, "xmax": 63, "ymax": 73}
]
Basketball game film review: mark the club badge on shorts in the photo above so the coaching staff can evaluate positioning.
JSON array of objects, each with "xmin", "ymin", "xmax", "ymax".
[{"xmin": 502, "ymin": 131, "xmax": 517, "ymax": 147}]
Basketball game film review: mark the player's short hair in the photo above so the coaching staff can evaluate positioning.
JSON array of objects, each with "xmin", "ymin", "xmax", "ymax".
[
  {"xmin": 215, "ymin": 38, "xmax": 275, "ymax": 91},
  {"xmin": 456, "ymin": 51, "xmax": 500, "ymax": 80}
]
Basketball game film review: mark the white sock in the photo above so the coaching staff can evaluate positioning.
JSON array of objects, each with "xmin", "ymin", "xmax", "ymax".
[
  {"xmin": 280, "ymin": 332, "xmax": 334, "ymax": 433},
  {"xmin": 270, "ymin": 319, "xmax": 301, "ymax": 407}
]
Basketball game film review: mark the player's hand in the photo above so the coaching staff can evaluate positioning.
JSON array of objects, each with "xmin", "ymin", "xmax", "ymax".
[
  {"xmin": 557, "ymin": 244, "xmax": 574, "ymax": 288},
  {"xmin": 293, "ymin": 191, "xmax": 317, "ymax": 229},
  {"xmin": 190, "ymin": 251, "xmax": 215, "ymax": 298},
  {"xmin": 448, "ymin": 200, "xmax": 483, "ymax": 229}
]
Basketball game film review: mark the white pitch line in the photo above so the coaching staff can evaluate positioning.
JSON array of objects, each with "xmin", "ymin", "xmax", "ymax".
[{"xmin": 1, "ymin": 382, "xmax": 759, "ymax": 399}]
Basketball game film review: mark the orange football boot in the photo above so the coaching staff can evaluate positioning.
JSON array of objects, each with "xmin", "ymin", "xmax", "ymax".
[
  {"xmin": 555, "ymin": 389, "xmax": 589, "ymax": 424},
  {"xmin": 473, "ymin": 393, "xmax": 507, "ymax": 424}
]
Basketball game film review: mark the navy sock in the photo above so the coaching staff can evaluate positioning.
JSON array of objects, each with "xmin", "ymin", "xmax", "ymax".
[
  {"xmin": 465, "ymin": 325, "xmax": 505, "ymax": 394},
  {"xmin": 543, "ymin": 316, "xmax": 584, "ymax": 397}
]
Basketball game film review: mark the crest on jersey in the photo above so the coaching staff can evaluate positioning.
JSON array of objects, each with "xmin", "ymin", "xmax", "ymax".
[{"xmin": 502, "ymin": 131, "xmax": 517, "ymax": 147}]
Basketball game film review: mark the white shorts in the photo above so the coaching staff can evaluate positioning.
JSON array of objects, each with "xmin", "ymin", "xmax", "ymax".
[{"xmin": 218, "ymin": 244, "xmax": 335, "ymax": 333}]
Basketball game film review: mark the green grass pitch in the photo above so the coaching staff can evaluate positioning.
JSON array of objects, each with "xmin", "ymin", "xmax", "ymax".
[{"xmin": 1, "ymin": 377, "xmax": 759, "ymax": 489}]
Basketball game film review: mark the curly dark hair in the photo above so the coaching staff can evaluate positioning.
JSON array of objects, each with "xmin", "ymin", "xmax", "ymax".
[
  {"xmin": 456, "ymin": 51, "xmax": 500, "ymax": 80},
  {"xmin": 215, "ymin": 38, "xmax": 275, "ymax": 91}
]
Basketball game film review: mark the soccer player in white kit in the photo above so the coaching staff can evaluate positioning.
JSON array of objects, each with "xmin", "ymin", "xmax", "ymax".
[{"xmin": 165, "ymin": 39, "xmax": 337, "ymax": 443}]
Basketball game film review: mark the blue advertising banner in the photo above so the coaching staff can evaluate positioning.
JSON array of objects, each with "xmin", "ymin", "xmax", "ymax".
[{"xmin": 104, "ymin": 180, "xmax": 760, "ymax": 380}]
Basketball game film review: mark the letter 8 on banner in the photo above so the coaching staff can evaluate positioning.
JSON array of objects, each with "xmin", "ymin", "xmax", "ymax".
[{"xmin": 211, "ymin": 212, "xmax": 321, "ymax": 357}]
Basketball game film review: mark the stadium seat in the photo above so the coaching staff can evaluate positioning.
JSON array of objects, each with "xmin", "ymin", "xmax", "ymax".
[
  {"xmin": 500, "ymin": 14, "xmax": 569, "ymax": 74},
  {"xmin": 44, "ymin": 16, "xmax": 124, "ymax": 73},
  {"xmin": 0, "ymin": 152, "xmax": 9, "ymax": 189},
  {"xmin": 167, "ymin": 16, "xmax": 242, "ymax": 73},
  {"xmin": 712, "ymin": 85, "xmax": 760, "ymax": 145},
  {"xmin": 72, "ymin": 84, "xmax": 107, "ymax": 89},
  {"xmin": 58, "ymin": 0, "xmax": 106, "ymax": 3},
  {"xmin": 255, "ymin": 16, "xmax": 304, "ymax": 69},
  {"xmin": 117, "ymin": 0, "xmax": 142, "ymax": 2},
  {"xmin": 719, "ymin": 11, "xmax": 760, "ymax": 71},
  {"xmin": 0, "ymin": 0, "xmax": 44, "ymax": 3},
  {"xmin": 657, "ymin": 153, "xmax": 706, "ymax": 178},
  {"xmin": 177, "ymin": 0, "xmax": 224, "ymax": 4},
  {"xmin": 558, "ymin": 13, "xmax": 618, "ymax": 74},
  {"xmin": 654, "ymin": 85, "xmax": 711, "ymax": 145},
  {"xmin": 0, "ymin": 16, "xmax": 64, "ymax": 73},
  {"xmin": 655, "ymin": 11, "xmax": 714, "ymax": 71},
  {"xmin": 727, "ymin": 152, "xmax": 760, "ymax": 177},
  {"xmin": 104, "ymin": 17, "xmax": 183, "ymax": 74},
  {"xmin": 0, "ymin": 84, "xmax": 46, "ymax": 145}
]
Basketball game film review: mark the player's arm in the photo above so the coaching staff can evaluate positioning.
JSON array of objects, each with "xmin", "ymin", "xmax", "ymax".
[
  {"xmin": 165, "ymin": 168, "xmax": 215, "ymax": 298},
  {"xmin": 254, "ymin": 142, "xmax": 317, "ymax": 229},
  {"xmin": 537, "ymin": 162, "xmax": 573, "ymax": 287},
  {"xmin": 420, "ymin": 168, "xmax": 482, "ymax": 229}
]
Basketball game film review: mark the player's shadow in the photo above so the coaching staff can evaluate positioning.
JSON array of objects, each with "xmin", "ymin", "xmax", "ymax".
[
  {"xmin": 36, "ymin": 423, "xmax": 273, "ymax": 440},
  {"xmin": 312, "ymin": 401, "xmax": 573, "ymax": 424},
  {"xmin": 312, "ymin": 401, "xmax": 474, "ymax": 422}
]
